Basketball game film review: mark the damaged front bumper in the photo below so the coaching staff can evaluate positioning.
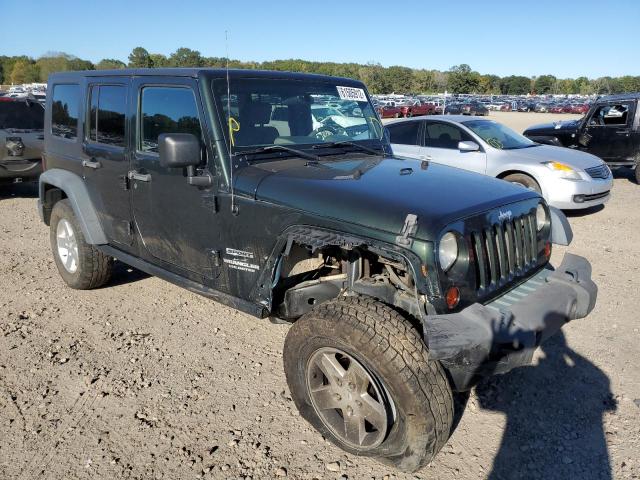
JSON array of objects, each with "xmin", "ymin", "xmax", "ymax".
[{"xmin": 422, "ymin": 253, "xmax": 597, "ymax": 391}]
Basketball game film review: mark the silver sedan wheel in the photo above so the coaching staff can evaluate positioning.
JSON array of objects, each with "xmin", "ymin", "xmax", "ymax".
[
  {"xmin": 56, "ymin": 219, "xmax": 79, "ymax": 273},
  {"xmin": 306, "ymin": 347, "xmax": 392, "ymax": 449}
]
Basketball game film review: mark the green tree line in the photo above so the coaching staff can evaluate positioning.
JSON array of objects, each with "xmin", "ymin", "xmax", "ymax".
[{"xmin": 2, "ymin": 49, "xmax": 640, "ymax": 96}]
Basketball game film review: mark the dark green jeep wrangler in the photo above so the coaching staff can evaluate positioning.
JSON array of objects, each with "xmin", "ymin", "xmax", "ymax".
[{"xmin": 39, "ymin": 69, "xmax": 597, "ymax": 472}]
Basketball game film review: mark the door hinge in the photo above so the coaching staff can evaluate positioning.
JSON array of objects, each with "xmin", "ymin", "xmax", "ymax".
[
  {"xmin": 202, "ymin": 194, "xmax": 219, "ymax": 213},
  {"xmin": 209, "ymin": 249, "xmax": 221, "ymax": 267},
  {"xmin": 396, "ymin": 214, "xmax": 418, "ymax": 247},
  {"xmin": 127, "ymin": 221, "xmax": 134, "ymax": 236},
  {"xmin": 120, "ymin": 174, "xmax": 130, "ymax": 190}
]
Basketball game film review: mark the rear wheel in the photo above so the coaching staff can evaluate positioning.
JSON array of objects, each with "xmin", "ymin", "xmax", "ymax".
[
  {"xmin": 502, "ymin": 173, "xmax": 542, "ymax": 194},
  {"xmin": 283, "ymin": 296, "xmax": 453, "ymax": 472},
  {"xmin": 49, "ymin": 199, "xmax": 113, "ymax": 289}
]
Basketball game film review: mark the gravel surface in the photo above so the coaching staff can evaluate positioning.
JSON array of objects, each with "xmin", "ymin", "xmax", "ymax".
[{"xmin": 1, "ymin": 113, "xmax": 638, "ymax": 479}]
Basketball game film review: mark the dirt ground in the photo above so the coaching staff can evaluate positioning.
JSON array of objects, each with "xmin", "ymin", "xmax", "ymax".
[{"xmin": 1, "ymin": 112, "xmax": 639, "ymax": 480}]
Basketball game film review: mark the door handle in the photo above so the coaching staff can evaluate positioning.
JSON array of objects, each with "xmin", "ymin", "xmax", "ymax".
[
  {"xmin": 128, "ymin": 170, "xmax": 151, "ymax": 182},
  {"xmin": 82, "ymin": 159, "xmax": 102, "ymax": 169},
  {"xmin": 419, "ymin": 155, "xmax": 433, "ymax": 160},
  {"xmin": 615, "ymin": 130, "xmax": 630, "ymax": 135}
]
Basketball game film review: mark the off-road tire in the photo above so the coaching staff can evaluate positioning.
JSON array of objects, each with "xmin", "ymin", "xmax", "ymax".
[
  {"xmin": 283, "ymin": 295, "xmax": 453, "ymax": 473},
  {"xmin": 635, "ymin": 164, "xmax": 640, "ymax": 185},
  {"xmin": 502, "ymin": 172, "xmax": 542, "ymax": 194},
  {"xmin": 49, "ymin": 199, "xmax": 113, "ymax": 289}
]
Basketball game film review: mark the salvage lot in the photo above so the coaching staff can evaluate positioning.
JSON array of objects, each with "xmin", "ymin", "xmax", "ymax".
[{"xmin": 1, "ymin": 113, "xmax": 639, "ymax": 479}]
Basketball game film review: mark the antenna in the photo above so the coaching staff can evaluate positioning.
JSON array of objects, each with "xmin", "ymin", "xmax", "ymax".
[{"xmin": 226, "ymin": 30, "xmax": 238, "ymax": 215}]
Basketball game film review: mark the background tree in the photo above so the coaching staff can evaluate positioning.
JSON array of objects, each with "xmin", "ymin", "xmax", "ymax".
[
  {"xmin": 499, "ymin": 75, "xmax": 531, "ymax": 95},
  {"xmin": 534, "ymin": 74, "xmax": 556, "ymax": 94},
  {"xmin": 168, "ymin": 48, "xmax": 203, "ymax": 67},
  {"xmin": 96, "ymin": 58, "xmax": 126, "ymax": 70},
  {"xmin": 149, "ymin": 54, "xmax": 169, "ymax": 68},
  {"xmin": 447, "ymin": 64, "xmax": 480, "ymax": 94},
  {"xmin": 128, "ymin": 47, "xmax": 153, "ymax": 68},
  {"xmin": 10, "ymin": 60, "xmax": 40, "ymax": 84},
  {"xmin": 36, "ymin": 54, "xmax": 71, "ymax": 81}
]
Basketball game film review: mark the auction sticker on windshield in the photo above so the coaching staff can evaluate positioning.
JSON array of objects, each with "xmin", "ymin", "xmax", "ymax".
[{"xmin": 336, "ymin": 86, "xmax": 367, "ymax": 102}]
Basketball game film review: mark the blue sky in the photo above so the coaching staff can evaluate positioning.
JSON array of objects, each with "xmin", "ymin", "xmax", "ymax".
[{"xmin": 2, "ymin": 0, "xmax": 637, "ymax": 78}]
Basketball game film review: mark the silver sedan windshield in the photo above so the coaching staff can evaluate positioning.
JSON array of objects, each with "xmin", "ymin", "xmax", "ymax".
[{"xmin": 463, "ymin": 120, "xmax": 537, "ymax": 150}]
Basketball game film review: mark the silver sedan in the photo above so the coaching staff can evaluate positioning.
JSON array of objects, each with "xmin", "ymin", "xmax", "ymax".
[{"xmin": 387, "ymin": 116, "xmax": 613, "ymax": 210}]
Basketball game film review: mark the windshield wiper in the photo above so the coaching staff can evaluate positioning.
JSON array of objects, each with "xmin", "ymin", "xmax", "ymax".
[
  {"xmin": 236, "ymin": 145, "xmax": 320, "ymax": 162},
  {"xmin": 311, "ymin": 141, "xmax": 383, "ymax": 156}
]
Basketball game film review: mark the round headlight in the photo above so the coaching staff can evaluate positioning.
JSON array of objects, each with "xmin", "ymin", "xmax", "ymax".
[
  {"xmin": 439, "ymin": 232, "xmax": 459, "ymax": 272},
  {"xmin": 536, "ymin": 204, "xmax": 547, "ymax": 231}
]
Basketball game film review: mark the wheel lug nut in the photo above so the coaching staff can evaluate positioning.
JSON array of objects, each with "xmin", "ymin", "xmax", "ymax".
[
  {"xmin": 355, "ymin": 400, "xmax": 362, "ymax": 407},
  {"xmin": 333, "ymin": 393, "xmax": 342, "ymax": 401},
  {"xmin": 346, "ymin": 405, "xmax": 353, "ymax": 417}
]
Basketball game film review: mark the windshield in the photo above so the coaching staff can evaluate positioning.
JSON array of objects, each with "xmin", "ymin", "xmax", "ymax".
[
  {"xmin": 212, "ymin": 78, "xmax": 383, "ymax": 152},
  {"xmin": 463, "ymin": 119, "xmax": 537, "ymax": 150},
  {"xmin": 0, "ymin": 101, "xmax": 44, "ymax": 130}
]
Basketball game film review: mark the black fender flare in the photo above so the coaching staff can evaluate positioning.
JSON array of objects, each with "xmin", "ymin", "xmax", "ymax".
[{"xmin": 38, "ymin": 168, "xmax": 107, "ymax": 245}]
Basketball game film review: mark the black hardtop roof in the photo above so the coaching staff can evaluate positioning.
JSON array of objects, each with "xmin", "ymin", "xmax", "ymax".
[
  {"xmin": 48, "ymin": 68, "xmax": 364, "ymax": 87},
  {"xmin": 597, "ymin": 92, "xmax": 640, "ymax": 102}
]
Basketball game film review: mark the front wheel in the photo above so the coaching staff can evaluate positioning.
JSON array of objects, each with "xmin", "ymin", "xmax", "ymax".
[
  {"xmin": 502, "ymin": 173, "xmax": 542, "ymax": 194},
  {"xmin": 283, "ymin": 296, "xmax": 453, "ymax": 472}
]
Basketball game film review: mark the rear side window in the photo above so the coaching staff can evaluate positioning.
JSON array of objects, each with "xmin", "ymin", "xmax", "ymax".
[
  {"xmin": 51, "ymin": 84, "xmax": 80, "ymax": 139},
  {"xmin": 139, "ymin": 87, "xmax": 201, "ymax": 153},
  {"xmin": 88, "ymin": 85, "xmax": 126, "ymax": 147},
  {"xmin": 0, "ymin": 101, "xmax": 44, "ymax": 130},
  {"xmin": 388, "ymin": 122, "xmax": 420, "ymax": 145}
]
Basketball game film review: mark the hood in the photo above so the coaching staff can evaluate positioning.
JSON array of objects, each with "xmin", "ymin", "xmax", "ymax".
[
  {"xmin": 524, "ymin": 119, "xmax": 581, "ymax": 135},
  {"xmin": 496, "ymin": 144, "xmax": 603, "ymax": 170},
  {"xmin": 235, "ymin": 155, "xmax": 538, "ymax": 239}
]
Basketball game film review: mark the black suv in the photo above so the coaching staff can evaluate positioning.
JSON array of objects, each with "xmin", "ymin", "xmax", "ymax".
[
  {"xmin": 524, "ymin": 93, "xmax": 640, "ymax": 183},
  {"xmin": 38, "ymin": 69, "xmax": 597, "ymax": 472},
  {"xmin": 0, "ymin": 98, "xmax": 44, "ymax": 185}
]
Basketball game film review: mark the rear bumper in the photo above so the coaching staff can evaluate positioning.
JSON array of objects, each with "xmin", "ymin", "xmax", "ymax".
[
  {"xmin": 422, "ymin": 253, "xmax": 597, "ymax": 391},
  {"xmin": 0, "ymin": 158, "xmax": 42, "ymax": 182}
]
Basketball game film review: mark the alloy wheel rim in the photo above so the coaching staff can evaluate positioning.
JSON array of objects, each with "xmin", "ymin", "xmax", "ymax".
[
  {"xmin": 306, "ymin": 347, "xmax": 391, "ymax": 449},
  {"xmin": 56, "ymin": 219, "xmax": 79, "ymax": 273}
]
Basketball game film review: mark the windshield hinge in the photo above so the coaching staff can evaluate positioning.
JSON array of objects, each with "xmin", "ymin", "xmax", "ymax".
[{"xmin": 396, "ymin": 214, "xmax": 418, "ymax": 247}]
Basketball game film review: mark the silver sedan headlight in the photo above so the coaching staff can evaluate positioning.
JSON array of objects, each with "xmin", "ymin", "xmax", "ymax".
[
  {"xmin": 542, "ymin": 161, "xmax": 582, "ymax": 180},
  {"xmin": 536, "ymin": 204, "xmax": 547, "ymax": 231},
  {"xmin": 439, "ymin": 232, "xmax": 459, "ymax": 272}
]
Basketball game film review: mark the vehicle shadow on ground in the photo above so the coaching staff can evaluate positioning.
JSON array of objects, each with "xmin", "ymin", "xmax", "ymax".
[
  {"xmin": 107, "ymin": 261, "xmax": 150, "ymax": 287},
  {"xmin": 475, "ymin": 329, "xmax": 616, "ymax": 480},
  {"xmin": 0, "ymin": 182, "xmax": 38, "ymax": 200},
  {"xmin": 611, "ymin": 166, "xmax": 636, "ymax": 184},
  {"xmin": 564, "ymin": 204, "xmax": 605, "ymax": 218}
]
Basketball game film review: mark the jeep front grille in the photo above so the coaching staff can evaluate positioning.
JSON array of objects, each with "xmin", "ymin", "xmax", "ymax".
[
  {"xmin": 471, "ymin": 212, "xmax": 538, "ymax": 292},
  {"xmin": 585, "ymin": 164, "xmax": 610, "ymax": 179}
]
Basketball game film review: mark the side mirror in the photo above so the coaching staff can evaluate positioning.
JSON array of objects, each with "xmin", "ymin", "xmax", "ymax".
[
  {"xmin": 158, "ymin": 133, "xmax": 212, "ymax": 187},
  {"xmin": 458, "ymin": 140, "xmax": 480, "ymax": 152},
  {"xmin": 158, "ymin": 133, "xmax": 200, "ymax": 168}
]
